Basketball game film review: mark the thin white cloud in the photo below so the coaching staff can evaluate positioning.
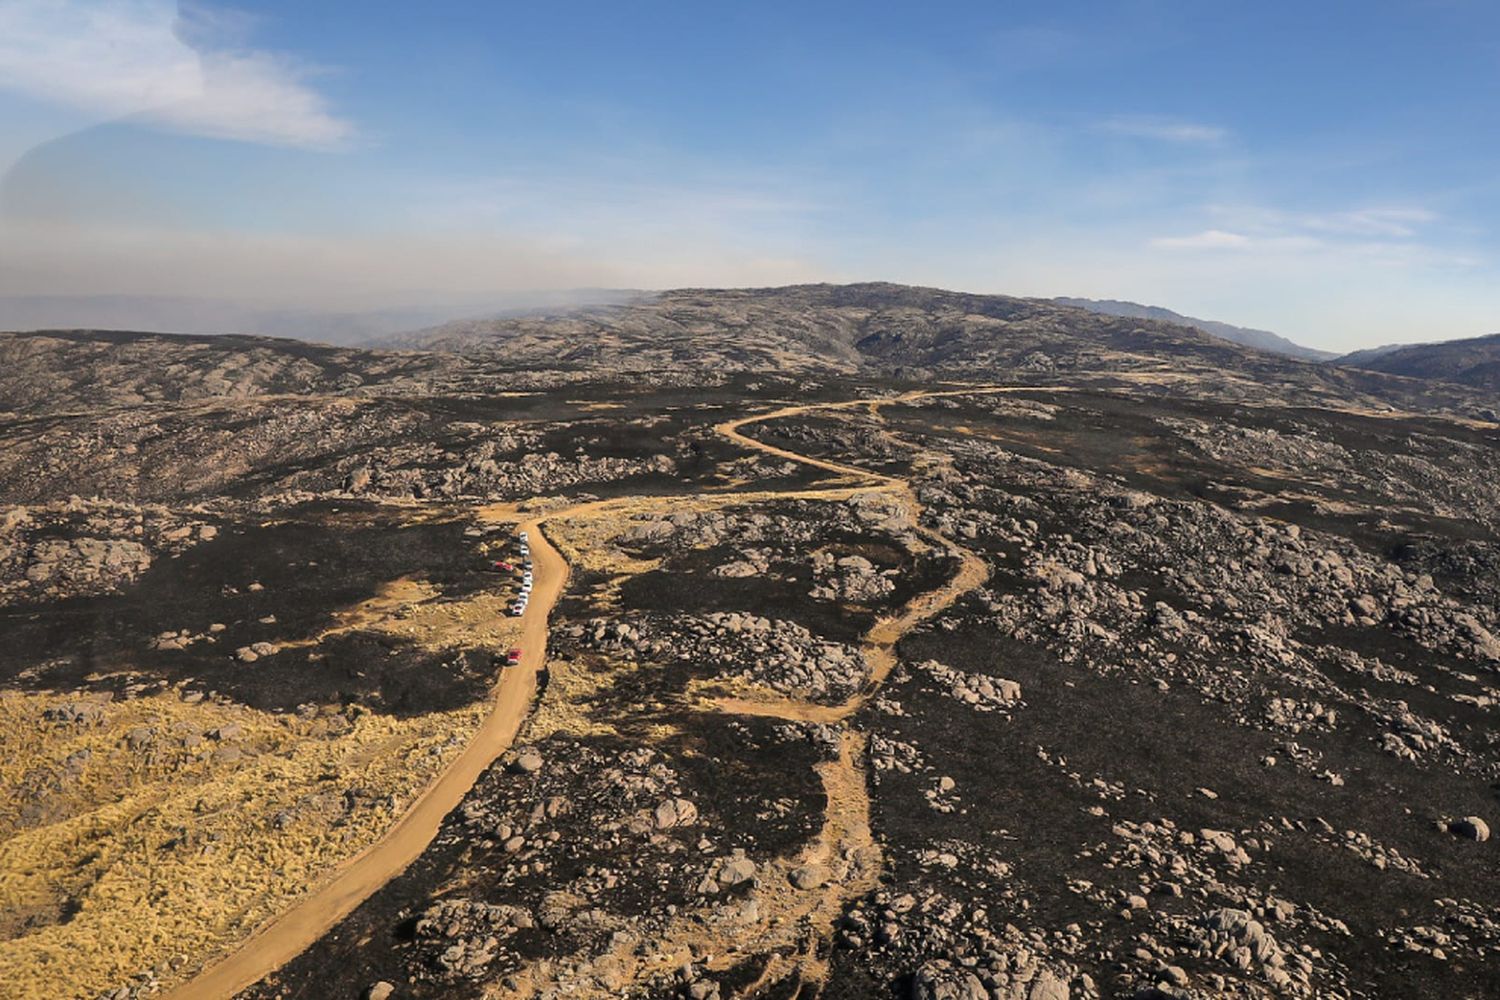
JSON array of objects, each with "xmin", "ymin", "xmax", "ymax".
[
  {"xmin": 1146, "ymin": 204, "xmax": 1465, "ymax": 271},
  {"xmin": 0, "ymin": 0, "xmax": 353, "ymax": 149},
  {"xmin": 412, "ymin": 174, "xmax": 829, "ymax": 245},
  {"xmin": 1207, "ymin": 204, "xmax": 1438, "ymax": 240},
  {"xmin": 1300, "ymin": 207, "xmax": 1436, "ymax": 238},
  {"xmin": 1149, "ymin": 229, "xmax": 1251, "ymax": 250},
  {"xmin": 1100, "ymin": 115, "xmax": 1227, "ymax": 144},
  {"xmin": 935, "ymin": 222, "xmax": 1490, "ymax": 352}
]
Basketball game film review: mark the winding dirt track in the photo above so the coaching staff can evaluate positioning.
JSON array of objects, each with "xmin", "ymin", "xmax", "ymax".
[
  {"xmin": 164, "ymin": 514, "xmax": 566, "ymax": 1000},
  {"xmin": 712, "ymin": 397, "xmax": 992, "ymax": 722},
  {"xmin": 169, "ymin": 386, "xmax": 1010, "ymax": 999}
]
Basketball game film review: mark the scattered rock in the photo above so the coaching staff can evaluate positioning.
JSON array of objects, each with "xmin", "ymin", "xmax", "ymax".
[
  {"xmin": 788, "ymin": 865, "xmax": 824, "ymax": 890},
  {"xmin": 1448, "ymin": 816, "xmax": 1491, "ymax": 842},
  {"xmin": 512, "ymin": 749, "xmax": 544, "ymax": 774}
]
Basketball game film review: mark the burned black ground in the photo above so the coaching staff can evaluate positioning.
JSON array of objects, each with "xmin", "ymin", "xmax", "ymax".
[{"xmin": 0, "ymin": 503, "xmax": 503, "ymax": 714}]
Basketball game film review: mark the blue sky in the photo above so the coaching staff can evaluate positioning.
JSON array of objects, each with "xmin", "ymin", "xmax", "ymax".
[{"xmin": 1, "ymin": 0, "xmax": 1498, "ymax": 349}]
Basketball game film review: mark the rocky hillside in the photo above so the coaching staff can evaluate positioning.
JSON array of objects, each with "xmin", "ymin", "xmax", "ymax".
[
  {"xmin": 0, "ymin": 330, "xmax": 455, "ymax": 417},
  {"xmin": 382, "ymin": 283, "xmax": 1495, "ymax": 416},
  {"xmin": 386, "ymin": 283, "xmax": 1270, "ymax": 374},
  {"xmin": 1336, "ymin": 331, "xmax": 1500, "ymax": 390},
  {"xmin": 5, "ymin": 288, "xmax": 1498, "ymax": 427}
]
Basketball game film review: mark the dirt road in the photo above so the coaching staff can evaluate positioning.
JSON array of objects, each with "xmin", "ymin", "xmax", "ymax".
[
  {"xmin": 163, "ymin": 515, "xmax": 566, "ymax": 1000},
  {"xmin": 171, "ymin": 386, "xmax": 1008, "ymax": 999}
]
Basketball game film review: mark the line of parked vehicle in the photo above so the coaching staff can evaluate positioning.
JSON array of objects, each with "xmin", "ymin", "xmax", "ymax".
[
  {"xmin": 490, "ymin": 529, "xmax": 533, "ymax": 670},
  {"xmin": 489, "ymin": 529, "xmax": 533, "ymax": 614}
]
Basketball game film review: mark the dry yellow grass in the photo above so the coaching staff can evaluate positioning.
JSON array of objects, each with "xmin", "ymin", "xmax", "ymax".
[
  {"xmin": 0, "ymin": 549, "xmax": 527, "ymax": 999},
  {"xmin": 549, "ymin": 511, "xmax": 663, "ymax": 571},
  {"xmin": 0, "ymin": 689, "xmax": 487, "ymax": 998},
  {"xmin": 525, "ymin": 654, "xmax": 638, "ymax": 741}
]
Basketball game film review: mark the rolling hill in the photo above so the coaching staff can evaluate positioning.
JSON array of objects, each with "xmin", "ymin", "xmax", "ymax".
[{"xmin": 1335, "ymin": 331, "xmax": 1500, "ymax": 390}]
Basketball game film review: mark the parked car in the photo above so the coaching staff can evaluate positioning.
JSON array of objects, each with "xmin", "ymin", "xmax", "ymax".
[{"xmin": 505, "ymin": 648, "xmax": 522, "ymax": 666}]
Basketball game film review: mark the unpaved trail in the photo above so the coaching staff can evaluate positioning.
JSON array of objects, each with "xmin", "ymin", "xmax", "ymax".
[
  {"xmin": 171, "ymin": 386, "xmax": 1013, "ymax": 999},
  {"xmin": 502, "ymin": 392, "xmax": 1000, "ymax": 998},
  {"xmin": 164, "ymin": 513, "xmax": 565, "ymax": 1000},
  {"xmin": 713, "ymin": 390, "xmax": 996, "ymax": 724}
]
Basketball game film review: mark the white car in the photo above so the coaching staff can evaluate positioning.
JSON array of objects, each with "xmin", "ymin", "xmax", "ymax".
[{"xmin": 510, "ymin": 603, "xmax": 525, "ymax": 616}]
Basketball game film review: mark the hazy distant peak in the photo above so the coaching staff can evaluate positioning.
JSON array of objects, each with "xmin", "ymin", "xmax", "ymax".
[
  {"xmin": 1333, "ymin": 330, "xmax": 1500, "ymax": 390},
  {"xmin": 1052, "ymin": 297, "xmax": 1336, "ymax": 361}
]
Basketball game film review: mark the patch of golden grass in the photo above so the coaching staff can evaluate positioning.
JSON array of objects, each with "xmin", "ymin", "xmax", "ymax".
[
  {"xmin": 0, "ymin": 553, "xmax": 528, "ymax": 999},
  {"xmin": 325, "ymin": 577, "xmax": 437, "ymax": 632},
  {"xmin": 547, "ymin": 515, "xmax": 662, "ymax": 610},
  {"xmin": 384, "ymin": 588, "xmax": 523, "ymax": 647},
  {"xmin": 0, "ymin": 689, "xmax": 487, "ymax": 999},
  {"xmin": 680, "ymin": 671, "xmax": 787, "ymax": 709},
  {"xmin": 265, "ymin": 577, "xmax": 441, "ymax": 653},
  {"xmin": 525, "ymin": 655, "xmax": 636, "ymax": 741}
]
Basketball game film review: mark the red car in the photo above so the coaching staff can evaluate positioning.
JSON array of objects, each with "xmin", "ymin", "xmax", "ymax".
[
  {"xmin": 505, "ymin": 648, "xmax": 523, "ymax": 666},
  {"xmin": 493, "ymin": 560, "xmax": 515, "ymax": 572}
]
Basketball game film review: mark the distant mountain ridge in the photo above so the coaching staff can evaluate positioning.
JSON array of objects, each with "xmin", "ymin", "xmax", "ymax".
[
  {"xmin": 1052, "ymin": 297, "xmax": 1336, "ymax": 361},
  {"xmin": 384, "ymin": 282, "xmax": 1271, "ymax": 375},
  {"xmin": 5, "ymin": 283, "xmax": 1496, "ymax": 421},
  {"xmin": 1334, "ymin": 342, "xmax": 1417, "ymax": 367},
  {"xmin": 381, "ymin": 282, "xmax": 1497, "ymax": 416},
  {"xmin": 1333, "ymin": 331, "xmax": 1500, "ymax": 390}
]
